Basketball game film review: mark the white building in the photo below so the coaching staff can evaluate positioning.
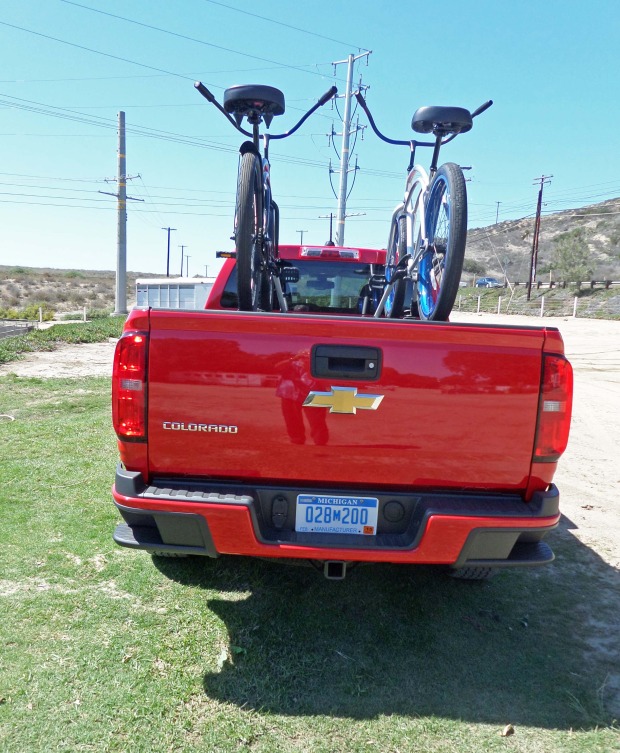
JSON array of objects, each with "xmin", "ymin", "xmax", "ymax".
[{"xmin": 135, "ymin": 277, "xmax": 216, "ymax": 310}]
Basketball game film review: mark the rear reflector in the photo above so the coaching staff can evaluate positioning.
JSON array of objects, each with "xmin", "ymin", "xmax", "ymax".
[
  {"xmin": 112, "ymin": 332, "xmax": 148, "ymax": 441},
  {"xmin": 534, "ymin": 354, "xmax": 573, "ymax": 462}
]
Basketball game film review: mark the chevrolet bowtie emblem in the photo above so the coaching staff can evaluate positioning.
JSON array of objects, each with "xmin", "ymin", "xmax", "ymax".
[{"xmin": 303, "ymin": 386, "xmax": 384, "ymax": 414}]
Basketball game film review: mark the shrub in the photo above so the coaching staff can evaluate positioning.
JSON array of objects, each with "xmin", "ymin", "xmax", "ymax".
[
  {"xmin": 463, "ymin": 259, "xmax": 486, "ymax": 275},
  {"xmin": 87, "ymin": 308, "xmax": 114, "ymax": 319},
  {"xmin": 0, "ymin": 303, "xmax": 54, "ymax": 321},
  {"xmin": 21, "ymin": 303, "xmax": 55, "ymax": 321},
  {"xmin": 0, "ymin": 307, "xmax": 20, "ymax": 319},
  {"xmin": 553, "ymin": 228, "xmax": 593, "ymax": 288}
]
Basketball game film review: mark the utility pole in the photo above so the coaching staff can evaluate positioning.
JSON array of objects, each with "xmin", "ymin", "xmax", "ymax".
[
  {"xmin": 297, "ymin": 230, "xmax": 308, "ymax": 245},
  {"xmin": 161, "ymin": 227, "xmax": 177, "ymax": 277},
  {"xmin": 495, "ymin": 201, "xmax": 502, "ymax": 224},
  {"xmin": 185, "ymin": 255, "xmax": 191, "ymax": 277},
  {"xmin": 99, "ymin": 111, "xmax": 142, "ymax": 315},
  {"xmin": 332, "ymin": 50, "xmax": 371, "ymax": 246},
  {"xmin": 204, "ymin": 265, "xmax": 209, "ymax": 277},
  {"xmin": 527, "ymin": 175, "xmax": 552, "ymax": 301},
  {"xmin": 115, "ymin": 112, "xmax": 127, "ymax": 315},
  {"xmin": 179, "ymin": 245, "xmax": 187, "ymax": 277},
  {"xmin": 319, "ymin": 213, "xmax": 335, "ymax": 245}
]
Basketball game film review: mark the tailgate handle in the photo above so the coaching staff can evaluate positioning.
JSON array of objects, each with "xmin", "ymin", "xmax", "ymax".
[{"xmin": 311, "ymin": 345, "xmax": 381, "ymax": 380}]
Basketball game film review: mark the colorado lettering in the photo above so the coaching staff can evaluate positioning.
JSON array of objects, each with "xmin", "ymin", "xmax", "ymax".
[{"xmin": 163, "ymin": 421, "xmax": 238, "ymax": 434}]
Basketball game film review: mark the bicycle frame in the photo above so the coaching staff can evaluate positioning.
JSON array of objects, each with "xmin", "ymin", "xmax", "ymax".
[
  {"xmin": 374, "ymin": 165, "xmax": 431, "ymax": 317},
  {"xmin": 354, "ymin": 91, "xmax": 492, "ymax": 319},
  {"xmin": 195, "ymin": 81, "xmax": 337, "ymax": 312}
]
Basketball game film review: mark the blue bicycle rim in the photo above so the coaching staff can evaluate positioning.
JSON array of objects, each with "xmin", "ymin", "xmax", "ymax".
[
  {"xmin": 418, "ymin": 175, "xmax": 449, "ymax": 319},
  {"xmin": 384, "ymin": 220, "xmax": 402, "ymax": 316}
]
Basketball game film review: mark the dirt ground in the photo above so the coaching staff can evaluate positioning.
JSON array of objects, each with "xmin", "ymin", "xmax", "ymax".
[{"xmin": 1, "ymin": 313, "xmax": 619, "ymax": 714}]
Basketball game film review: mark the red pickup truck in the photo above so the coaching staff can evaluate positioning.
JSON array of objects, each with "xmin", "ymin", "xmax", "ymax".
[{"xmin": 112, "ymin": 244, "xmax": 573, "ymax": 580}]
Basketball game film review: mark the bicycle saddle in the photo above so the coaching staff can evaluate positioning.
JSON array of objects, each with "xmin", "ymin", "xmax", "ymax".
[
  {"xmin": 223, "ymin": 85, "xmax": 285, "ymax": 119},
  {"xmin": 411, "ymin": 106, "xmax": 472, "ymax": 135}
]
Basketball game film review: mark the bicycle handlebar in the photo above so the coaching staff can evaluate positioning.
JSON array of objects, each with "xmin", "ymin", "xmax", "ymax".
[
  {"xmin": 355, "ymin": 91, "xmax": 493, "ymax": 148},
  {"xmin": 317, "ymin": 85, "xmax": 339, "ymax": 108},
  {"xmin": 194, "ymin": 81, "xmax": 252, "ymax": 136},
  {"xmin": 471, "ymin": 100, "xmax": 494, "ymax": 118},
  {"xmin": 354, "ymin": 91, "xmax": 412, "ymax": 147},
  {"xmin": 194, "ymin": 81, "xmax": 216, "ymax": 104},
  {"xmin": 269, "ymin": 85, "xmax": 337, "ymax": 140},
  {"xmin": 194, "ymin": 81, "xmax": 337, "ymax": 141}
]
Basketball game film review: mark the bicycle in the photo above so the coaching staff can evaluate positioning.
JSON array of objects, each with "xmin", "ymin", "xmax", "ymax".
[
  {"xmin": 355, "ymin": 91, "xmax": 493, "ymax": 320},
  {"xmin": 195, "ymin": 81, "xmax": 337, "ymax": 312}
]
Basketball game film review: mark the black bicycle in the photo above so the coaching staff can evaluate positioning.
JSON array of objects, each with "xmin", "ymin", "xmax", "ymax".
[
  {"xmin": 355, "ymin": 91, "xmax": 492, "ymax": 320},
  {"xmin": 195, "ymin": 81, "xmax": 337, "ymax": 311}
]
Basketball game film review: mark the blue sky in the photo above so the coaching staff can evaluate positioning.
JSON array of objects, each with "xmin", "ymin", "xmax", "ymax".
[{"xmin": 1, "ymin": 0, "xmax": 618, "ymax": 275}]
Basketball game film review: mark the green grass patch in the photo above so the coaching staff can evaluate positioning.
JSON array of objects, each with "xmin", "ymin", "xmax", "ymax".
[
  {"xmin": 0, "ymin": 376, "xmax": 618, "ymax": 752},
  {"xmin": 0, "ymin": 318, "xmax": 124, "ymax": 365},
  {"xmin": 456, "ymin": 285, "xmax": 620, "ymax": 319}
]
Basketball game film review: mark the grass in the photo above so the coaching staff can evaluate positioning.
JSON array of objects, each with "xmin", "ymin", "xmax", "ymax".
[
  {"xmin": 455, "ymin": 285, "xmax": 620, "ymax": 319},
  {"xmin": 0, "ymin": 318, "xmax": 125, "ymax": 365},
  {"xmin": 0, "ymin": 375, "xmax": 619, "ymax": 752}
]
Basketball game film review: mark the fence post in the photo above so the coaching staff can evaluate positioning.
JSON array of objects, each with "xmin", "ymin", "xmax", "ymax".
[
  {"xmin": 83, "ymin": 306, "xmax": 87, "ymax": 322},
  {"xmin": 573, "ymin": 297, "xmax": 578, "ymax": 318},
  {"xmin": 39, "ymin": 307, "xmax": 43, "ymax": 324},
  {"xmin": 477, "ymin": 296, "xmax": 481, "ymax": 314},
  {"xmin": 540, "ymin": 296, "xmax": 545, "ymax": 317},
  {"xmin": 497, "ymin": 296, "xmax": 502, "ymax": 314}
]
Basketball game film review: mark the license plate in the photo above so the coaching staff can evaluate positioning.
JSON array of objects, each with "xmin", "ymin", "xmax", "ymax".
[{"xmin": 295, "ymin": 494, "xmax": 378, "ymax": 535}]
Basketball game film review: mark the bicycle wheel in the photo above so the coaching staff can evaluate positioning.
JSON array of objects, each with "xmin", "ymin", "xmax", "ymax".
[
  {"xmin": 384, "ymin": 215, "xmax": 407, "ymax": 318},
  {"xmin": 417, "ymin": 162, "xmax": 467, "ymax": 321},
  {"xmin": 235, "ymin": 152, "xmax": 269, "ymax": 311}
]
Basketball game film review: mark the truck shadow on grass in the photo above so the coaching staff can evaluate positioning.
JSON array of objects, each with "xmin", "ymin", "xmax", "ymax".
[{"xmin": 154, "ymin": 514, "xmax": 620, "ymax": 730}]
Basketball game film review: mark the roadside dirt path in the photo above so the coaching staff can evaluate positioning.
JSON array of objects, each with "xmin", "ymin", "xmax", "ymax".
[
  {"xmin": 0, "ymin": 339, "xmax": 117, "ymax": 379},
  {"xmin": 450, "ymin": 313, "xmax": 620, "ymax": 570}
]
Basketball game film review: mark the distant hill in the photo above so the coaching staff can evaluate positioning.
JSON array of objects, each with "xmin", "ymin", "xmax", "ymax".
[{"xmin": 465, "ymin": 197, "xmax": 620, "ymax": 283}]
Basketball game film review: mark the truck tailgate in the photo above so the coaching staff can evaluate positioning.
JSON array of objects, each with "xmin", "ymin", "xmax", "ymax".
[{"xmin": 146, "ymin": 310, "xmax": 547, "ymax": 492}]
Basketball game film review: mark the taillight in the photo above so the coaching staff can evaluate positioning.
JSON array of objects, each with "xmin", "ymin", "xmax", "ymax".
[
  {"xmin": 533, "ymin": 354, "xmax": 573, "ymax": 462},
  {"xmin": 300, "ymin": 247, "xmax": 360, "ymax": 259},
  {"xmin": 112, "ymin": 332, "xmax": 148, "ymax": 441}
]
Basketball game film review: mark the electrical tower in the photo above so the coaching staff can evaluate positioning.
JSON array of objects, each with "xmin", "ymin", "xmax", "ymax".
[{"xmin": 331, "ymin": 51, "xmax": 371, "ymax": 246}]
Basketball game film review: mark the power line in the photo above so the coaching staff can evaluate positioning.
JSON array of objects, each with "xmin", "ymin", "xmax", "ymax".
[
  {"xmin": 0, "ymin": 93, "xmax": 337, "ymax": 164},
  {"xmin": 0, "ymin": 20, "xmax": 192, "ymax": 80},
  {"xmin": 55, "ymin": 1, "xmax": 343, "ymax": 80},
  {"xmin": 201, "ymin": 0, "xmax": 368, "ymax": 50},
  {"xmin": 0, "ymin": 64, "xmax": 303, "ymax": 84}
]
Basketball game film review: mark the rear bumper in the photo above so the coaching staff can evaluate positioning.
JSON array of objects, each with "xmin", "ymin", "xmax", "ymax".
[{"xmin": 112, "ymin": 465, "xmax": 560, "ymax": 568}]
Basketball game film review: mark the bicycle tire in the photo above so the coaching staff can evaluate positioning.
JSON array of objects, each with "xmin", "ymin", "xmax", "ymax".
[
  {"xmin": 235, "ymin": 152, "xmax": 269, "ymax": 311},
  {"xmin": 385, "ymin": 215, "xmax": 407, "ymax": 318},
  {"xmin": 417, "ymin": 162, "xmax": 467, "ymax": 321}
]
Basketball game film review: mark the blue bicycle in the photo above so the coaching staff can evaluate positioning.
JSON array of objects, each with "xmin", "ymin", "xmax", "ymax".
[
  {"xmin": 195, "ymin": 81, "xmax": 337, "ymax": 311},
  {"xmin": 355, "ymin": 91, "xmax": 492, "ymax": 320}
]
